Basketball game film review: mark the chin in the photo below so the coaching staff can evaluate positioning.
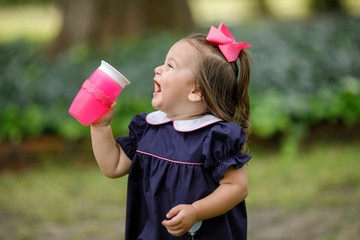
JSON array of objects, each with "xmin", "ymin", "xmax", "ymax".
[{"xmin": 151, "ymin": 99, "xmax": 160, "ymax": 110}]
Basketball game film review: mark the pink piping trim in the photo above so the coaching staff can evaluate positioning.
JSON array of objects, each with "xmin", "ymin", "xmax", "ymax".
[{"xmin": 136, "ymin": 150, "xmax": 204, "ymax": 165}]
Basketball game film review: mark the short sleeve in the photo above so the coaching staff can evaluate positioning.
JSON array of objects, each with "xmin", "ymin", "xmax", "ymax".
[
  {"xmin": 202, "ymin": 122, "xmax": 252, "ymax": 182},
  {"xmin": 116, "ymin": 113, "xmax": 148, "ymax": 160}
]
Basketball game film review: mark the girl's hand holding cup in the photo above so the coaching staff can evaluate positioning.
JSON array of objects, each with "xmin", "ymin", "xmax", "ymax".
[{"xmin": 91, "ymin": 102, "xmax": 116, "ymax": 127}]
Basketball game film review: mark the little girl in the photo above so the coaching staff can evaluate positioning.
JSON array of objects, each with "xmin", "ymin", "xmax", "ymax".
[{"xmin": 90, "ymin": 23, "xmax": 253, "ymax": 240}]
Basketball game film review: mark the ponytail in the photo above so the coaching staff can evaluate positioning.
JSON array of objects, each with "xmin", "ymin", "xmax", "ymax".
[
  {"xmin": 235, "ymin": 49, "xmax": 252, "ymax": 135},
  {"xmin": 234, "ymin": 49, "xmax": 252, "ymax": 151}
]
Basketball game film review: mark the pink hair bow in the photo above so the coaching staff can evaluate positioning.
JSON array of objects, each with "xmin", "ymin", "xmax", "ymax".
[{"xmin": 206, "ymin": 23, "xmax": 252, "ymax": 62}]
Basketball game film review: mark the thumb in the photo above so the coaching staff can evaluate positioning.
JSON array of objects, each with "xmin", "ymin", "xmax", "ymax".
[
  {"xmin": 104, "ymin": 102, "xmax": 116, "ymax": 117},
  {"xmin": 108, "ymin": 102, "xmax": 116, "ymax": 113}
]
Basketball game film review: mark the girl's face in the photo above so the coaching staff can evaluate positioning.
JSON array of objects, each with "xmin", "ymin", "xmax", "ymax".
[{"xmin": 152, "ymin": 40, "xmax": 200, "ymax": 119}]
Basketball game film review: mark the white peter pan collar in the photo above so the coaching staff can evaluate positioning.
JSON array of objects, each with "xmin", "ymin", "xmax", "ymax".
[{"xmin": 146, "ymin": 111, "xmax": 223, "ymax": 132}]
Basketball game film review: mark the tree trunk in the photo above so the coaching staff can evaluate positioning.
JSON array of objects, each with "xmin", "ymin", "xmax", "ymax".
[
  {"xmin": 310, "ymin": 0, "xmax": 344, "ymax": 12},
  {"xmin": 46, "ymin": 0, "xmax": 194, "ymax": 57},
  {"xmin": 256, "ymin": 0, "xmax": 271, "ymax": 16}
]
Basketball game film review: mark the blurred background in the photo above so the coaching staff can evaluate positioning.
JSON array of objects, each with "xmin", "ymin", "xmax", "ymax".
[{"xmin": 0, "ymin": 0, "xmax": 359, "ymax": 239}]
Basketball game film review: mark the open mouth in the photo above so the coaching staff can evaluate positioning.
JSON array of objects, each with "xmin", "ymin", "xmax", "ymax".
[{"xmin": 154, "ymin": 79, "xmax": 161, "ymax": 94}]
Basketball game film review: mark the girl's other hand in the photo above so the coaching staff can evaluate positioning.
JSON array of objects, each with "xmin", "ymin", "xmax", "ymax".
[
  {"xmin": 91, "ymin": 102, "xmax": 116, "ymax": 127},
  {"xmin": 162, "ymin": 204, "xmax": 198, "ymax": 237}
]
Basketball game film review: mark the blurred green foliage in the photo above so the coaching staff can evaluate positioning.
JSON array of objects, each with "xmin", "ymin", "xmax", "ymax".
[
  {"xmin": 0, "ymin": 33, "xmax": 177, "ymax": 142},
  {"xmin": 247, "ymin": 16, "xmax": 360, "ymax": 138},
  {"xmin": 244, "ymin": 15, "xmax": 360, "ymax": 154},
  {"xmin": 0, "ymin": 15, "xmax": 359, "ymax": 144}
]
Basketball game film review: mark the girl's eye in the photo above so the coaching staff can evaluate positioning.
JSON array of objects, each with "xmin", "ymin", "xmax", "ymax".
[{"xmin": 167, "ymin": 63, "xmax": 173, "ymax": 68}]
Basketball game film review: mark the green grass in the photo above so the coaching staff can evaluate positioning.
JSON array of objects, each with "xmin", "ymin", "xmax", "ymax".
[
  {"xmin": 0, "ymin": 162, "xmax": 128, "ymax": 239},
  {"xmin": 247, "ymin": 141, "xmax": 360, "ymax": 209},
  {"xmin": 0, "ymin": 5, "xmax": 60, "ymax": 43},
  {"xmin": 0, "ymin": 141, "xmax": 359, "ymax": 239}
]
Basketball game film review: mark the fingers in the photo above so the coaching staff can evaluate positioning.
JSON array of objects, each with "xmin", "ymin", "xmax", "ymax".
[
  {"xmin": 162, "ymin": 215, "xmax": 180, "ymax": 228},
  {"xmin": 162, "ymin": 206, "xmax": 185, "ymax": 236},
  {"xmin": 164, "ymin": 227, "xmax": 187, "ymax": 237},
  {"xmin": 166, "ymin": 205, "xmax": 181, "ymax": 219},
  {"xmin": 162, "ymin": 206, "xmax": 181, "ymax": 230},
  {"xmin": 162, "ymin": 217, "xmax": 187, "ymax": 237},
  {"xmin": 91, "ymin": 102, "xmax": 116, "ymax": 127},
  {"xmin": 162, "ymin": 204, "xmax": 198, "ymax": 237}
]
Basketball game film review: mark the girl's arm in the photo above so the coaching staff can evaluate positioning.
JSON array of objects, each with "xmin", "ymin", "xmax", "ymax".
[
  {"xmin": 90, "ymin": 103, "xmax": 132, "ymax": 178},
  {"xmin": 193, "ymin": 165, "xmax": 248, "ymax": 218},
  {"xmin": 162, "ymin": 165, "xmax": 248, "ymax": 236}
]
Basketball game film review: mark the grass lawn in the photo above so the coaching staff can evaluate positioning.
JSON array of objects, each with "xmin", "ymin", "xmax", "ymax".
[
  {"xmin": 0, "ymin": 5, "xmax": 60, "ymax": 43},
  {"xmin": 0, "ymin": 140, "xmax": 359, "ymax": 239},
  {"xmin": 247, "ymin": 141, "xmax": 360, "ymax": 209},
  {"xmin": 0, "ymin": 160, "xmax": 128, "ymax": 240}
]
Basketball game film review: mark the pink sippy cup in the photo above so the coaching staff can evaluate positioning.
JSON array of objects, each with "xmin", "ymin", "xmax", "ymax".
[{"xmin": 69, "ymin": 60, "xmax": 130, "ymax": 126}]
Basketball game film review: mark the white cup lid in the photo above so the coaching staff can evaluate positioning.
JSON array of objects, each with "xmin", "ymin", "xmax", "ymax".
[{"xmin": 98, "ymin": 60, "xmax": 130, "ymax": 88}]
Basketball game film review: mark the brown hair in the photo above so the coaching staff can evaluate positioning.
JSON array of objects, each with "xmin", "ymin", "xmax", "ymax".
[{"xmin": 184, "ymin": 33, "xmax": 252, "ymax": 149}]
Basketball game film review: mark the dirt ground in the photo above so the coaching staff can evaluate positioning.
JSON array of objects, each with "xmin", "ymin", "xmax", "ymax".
[{"xmin": 247, "ymin": 205, "xmax": 359, "ymax": 240}]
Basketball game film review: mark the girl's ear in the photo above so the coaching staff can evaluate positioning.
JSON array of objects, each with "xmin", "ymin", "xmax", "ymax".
[{"xmin": 188, "ymin": 88, "xmax": 202, "ymax": 102}]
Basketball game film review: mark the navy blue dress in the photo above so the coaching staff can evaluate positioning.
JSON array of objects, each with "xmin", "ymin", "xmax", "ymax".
[{"xmin": 116, "ymin": 111, "xmax": 252, "ymax": 240}]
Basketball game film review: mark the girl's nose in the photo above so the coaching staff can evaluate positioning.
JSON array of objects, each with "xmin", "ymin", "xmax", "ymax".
[{"xmin": 154, "ymin": 65, "xmax": 162, "ymax": 75}]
